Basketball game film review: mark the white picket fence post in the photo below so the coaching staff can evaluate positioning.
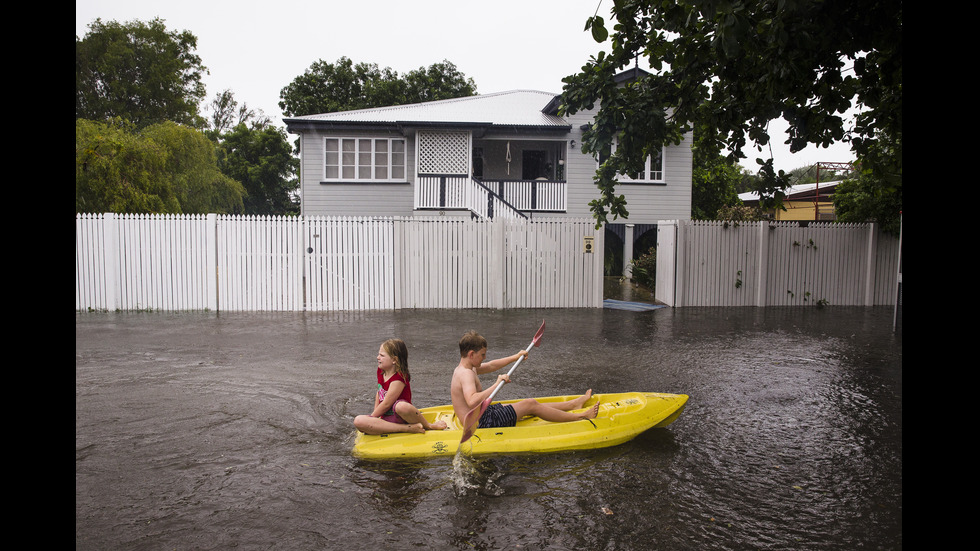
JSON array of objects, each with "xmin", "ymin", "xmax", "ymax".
[{"xmin": 206, "ymin": 214, "xmax": 218, "ymax": 312}]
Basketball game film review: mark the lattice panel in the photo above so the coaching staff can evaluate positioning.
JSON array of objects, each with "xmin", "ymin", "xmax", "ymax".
[{"xmin": 417, "ymin": 131, "xmax": 469, "ymax": 174}]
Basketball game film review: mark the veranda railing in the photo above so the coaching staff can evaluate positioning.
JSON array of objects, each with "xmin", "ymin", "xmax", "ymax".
[{"xmin": 415, "ymin": 175, "xmax": 567, "ymax": 218}]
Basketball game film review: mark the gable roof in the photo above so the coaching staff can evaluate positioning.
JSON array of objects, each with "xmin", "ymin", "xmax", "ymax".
[{"xmin": 283, "ymin": 90, "xmax": 570, "ymax": 131}]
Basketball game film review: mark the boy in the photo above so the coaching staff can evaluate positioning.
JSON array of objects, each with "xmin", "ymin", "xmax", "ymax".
[{"xmin": 451, "ymin": 330, "xmax": 598, "ymax": 430}]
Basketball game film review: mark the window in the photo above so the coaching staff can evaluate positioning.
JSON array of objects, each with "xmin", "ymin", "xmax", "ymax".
[
  {"xmin": 324, "ymin": 137, "xmax": 406, "ymax": 181},
  {"xmin": 604, "ymin": 140, "xmax": 666, "ymax": 183},
  {"xmin": 621, "ymin": 146, "xmax": 664, "ymax": 183}
]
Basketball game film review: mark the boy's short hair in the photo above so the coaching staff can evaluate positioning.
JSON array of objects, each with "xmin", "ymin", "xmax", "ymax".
[{"xmin": 459, "ymin": 330, "xmax": 487, "ymax": 357}]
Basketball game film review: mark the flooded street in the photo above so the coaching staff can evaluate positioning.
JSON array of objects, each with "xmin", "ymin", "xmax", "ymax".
[{"xmin": 76, "ymin": 305, "xmax": 901, "ymax": 550}]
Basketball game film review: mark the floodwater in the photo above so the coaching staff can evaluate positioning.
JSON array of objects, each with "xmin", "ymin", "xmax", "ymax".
[{"xmin": 76, "ymin": 304, "xmax": 902, "ymax": 550}]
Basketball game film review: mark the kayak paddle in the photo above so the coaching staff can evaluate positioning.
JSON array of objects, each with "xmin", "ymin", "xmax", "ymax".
[{"xmin": 459, "ymin": 320, "xmax": 545, "ymax": 444}]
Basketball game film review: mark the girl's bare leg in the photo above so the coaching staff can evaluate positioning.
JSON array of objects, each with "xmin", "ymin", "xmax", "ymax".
[
  {"xmin": 353, "ymin": 414, "xmax": 425, "ymax": 435},
  {"xmin": 394, "ymin": 401, "xmax": 448, "ymax": 430}
]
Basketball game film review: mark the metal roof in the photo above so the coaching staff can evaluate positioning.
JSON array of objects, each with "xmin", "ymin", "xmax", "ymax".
[
  {"xmin": 739, "ymin": 181, "xmax": 843, "ymax": 203},
  {"xmin": 283, "ymin": 90, "xmax": 569, "ymax": 129}
]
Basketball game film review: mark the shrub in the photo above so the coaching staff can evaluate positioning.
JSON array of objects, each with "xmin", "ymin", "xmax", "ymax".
[{"xmin": 630, "ymin": 248, "xmax": 656, "ymax": 289}]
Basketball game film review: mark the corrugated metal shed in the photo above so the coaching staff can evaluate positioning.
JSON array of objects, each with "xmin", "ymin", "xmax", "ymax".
[{"xmin": 284, "ymin": 90, "xmax": 568, "ymax": 128}]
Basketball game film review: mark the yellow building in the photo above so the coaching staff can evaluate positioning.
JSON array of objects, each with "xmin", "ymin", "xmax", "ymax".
[{"xmin": 739, "ymin": 181, "xmax": 840, "ymax": 221}]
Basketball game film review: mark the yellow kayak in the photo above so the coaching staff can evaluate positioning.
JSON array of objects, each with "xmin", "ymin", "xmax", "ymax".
[{"xmin": 352, "ymin": 392, "xmax": 688, "ymax": 459}]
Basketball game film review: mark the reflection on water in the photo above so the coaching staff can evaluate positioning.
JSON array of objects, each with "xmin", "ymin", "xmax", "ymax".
[{"xmin": 76, "ymin": 307, "xmax": 901, "ymax": 550}]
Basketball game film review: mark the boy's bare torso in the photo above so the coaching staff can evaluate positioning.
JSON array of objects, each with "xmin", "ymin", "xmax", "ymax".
[{"xmin": 450, "ymin": 363, "xmax": 480, "ymax": 420}]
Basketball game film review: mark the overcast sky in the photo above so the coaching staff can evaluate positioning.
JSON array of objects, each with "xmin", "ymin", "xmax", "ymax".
[{"xmin": 76, "ymin": 0, "xmax": 855, "ymax": 173}]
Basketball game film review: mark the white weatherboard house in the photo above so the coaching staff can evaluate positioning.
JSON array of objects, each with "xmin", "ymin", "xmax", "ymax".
[{"xmin": 283, "ymin": 70, "xmax": 693, "ymax": 261}]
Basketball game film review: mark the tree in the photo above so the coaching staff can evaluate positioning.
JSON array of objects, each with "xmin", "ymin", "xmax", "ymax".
[
  {"xmin": 784, "ymin": 164, "xmax": 855, "ymax": 187},
  {"xmin": 833, "ymin": 174, "xmax": 902, "ymax": 236},
  {"xmin": 691, "ymin": 127, "xmax": 743, "ymax": 220},
  {"xmin": 204, "ymin": 89, "xmax": 272, "ymax": 138},
  {"xmin": 279, "ymin": 57, "xmax": 477, "ymax": 117},
  {"xmin": 76, "ymin": 18, "xmax": 208, "ymax": 128},
  {"xmin": 402, "ymin": 60, "xmax": 478, "ymax": 104},
  {"xmin": 716, "ymin": 204, "xmax": 767, "ymax": 221},
  {"xmin": 76, "ymin": 118, "xmax": 244, "ymax": 214},
  {"xmin": 76, "ymin": 118, "xmax": 176, "ymax": 213},
  {"xmin": 217, "ymin": 124, "xmax": 299, "ymax": 215},
  {"xmin": 279, "ymin": 57, "xmax": 371, "ymax": 116},
  {"xmin": 833, "ymin": 132, "xmax": 902, "ymax": 235},
  {"xmin": 142, "ymin": 122, "xmax": 246, "ymax": 214},
  {"xmin": 560, "ymin": 0, "xmax": 902, "ymax": 225}
]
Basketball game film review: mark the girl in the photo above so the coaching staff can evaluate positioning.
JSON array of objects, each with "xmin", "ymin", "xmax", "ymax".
[{"xmin": 353, "ymin": 339, "xmax": 447, "ymax": 435}]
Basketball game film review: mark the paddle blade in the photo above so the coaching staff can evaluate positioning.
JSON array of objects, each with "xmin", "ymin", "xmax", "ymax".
[
  {"xmin": 459, "ymin": 424, "xmax": 475, "ymax": 445},
  {"xmin": 532, "ymin": 320, "xmax": 545, "ymax": 347}
]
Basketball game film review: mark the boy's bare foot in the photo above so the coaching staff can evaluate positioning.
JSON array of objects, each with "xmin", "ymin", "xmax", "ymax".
[
  {"xmin": 581, "ymin": 402, "xmax": 599, "ymax": 420},
  {"xmin": 570, "ymin": 389, "xmax": 593, "ymax": 409}
]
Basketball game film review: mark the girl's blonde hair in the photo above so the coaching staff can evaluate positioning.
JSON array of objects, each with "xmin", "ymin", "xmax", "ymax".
[{"xmin": 382, "ymin": 338, "xmax": 410, "ymax": 383}]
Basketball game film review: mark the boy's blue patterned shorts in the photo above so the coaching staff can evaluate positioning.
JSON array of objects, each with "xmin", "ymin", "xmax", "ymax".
[{"xmin": 478, "ymin": 403, "xmax": 517, "ymax": 429}]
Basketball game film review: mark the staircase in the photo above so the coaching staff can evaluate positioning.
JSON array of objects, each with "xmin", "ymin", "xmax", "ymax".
[{"xmin": 415, "ymin": 175, "xmax": 527, "ymax": 220}]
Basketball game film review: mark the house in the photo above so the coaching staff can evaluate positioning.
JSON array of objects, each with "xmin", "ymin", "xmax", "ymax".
[
  {"xmin": 283, "ymin": 70, "xmax": 693, "ymax": 269},
  {"xmin": 738, "ymin": 181, "xmax": 842, "ymax": 222}
]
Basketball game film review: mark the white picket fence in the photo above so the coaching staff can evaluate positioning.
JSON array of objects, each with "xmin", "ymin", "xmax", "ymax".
[
  {"xmin": 75, "ymin": 213, "xmax": 605, "ymax": 312},
  {"xmin": 655, "ymin": 220, "xmax": 901, "ymax": 307}
]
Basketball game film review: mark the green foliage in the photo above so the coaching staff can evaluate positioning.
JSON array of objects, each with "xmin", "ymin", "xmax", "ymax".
[
  {"xmin": 832, "ymin": 126, "xmax": 901, "ymax": 235},
  {"xmin": 833, "ymin": 174, "xmax": 902, "ymax": 236},
  {"xmin": 402, "ymin": 60, "xmax": 479, "ymax": 104},
  {"xmin": 75, "ymin": 119, "xmax": 244, "ymax": 214},
  {"xmin": 142, "ymin": 122, "xmax": 245, "ymax": 214},
  {"xmin": 630, "ymin": 248, "xmax": 657, "ymax": 289},
  {"xmin": 76, "ymin": 18, "xmax": 208, "ymax": 128},
  {"xmin": 279, "ymin": 56, "xmax": 477, "ymax": 117},
  {"xmin": 715, "ymin": 204, "xmax": 767, "ymax": 221},
  {"xmin": 785, "ymin": 164, "xmax": 855, "ymax": 186},
  {"xmin": 75, "ymin": 17, "xmax": 298, "ymax": 218},
  {"xmin": 692, "ymin": 127, "xmax": 743, "ymax": 219},
  {"xmin": 561, "ymin": 0, "xmax": 902, "ymax": 226},
  {"xmin": 76, "ymin": 118, "xmax": 176, "ymax": 213},
  {"xmin": 204, "ymin": 89, "xmax": 272, "ymax": 137},
  {"xmin": 217, "ymin": 125, "xmax": 300, "ymax": 215}
]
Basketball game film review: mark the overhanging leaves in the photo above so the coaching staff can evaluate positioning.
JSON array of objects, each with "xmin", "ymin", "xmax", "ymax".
[{"xmin": 561, "ymin": 0, "xmax": 902, "ymax": 225}]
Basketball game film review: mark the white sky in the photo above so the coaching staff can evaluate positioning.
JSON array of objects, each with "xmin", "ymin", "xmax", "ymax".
[{"xmin": 76, "ymin": 0, "xmax": 855, "ymax": 173}]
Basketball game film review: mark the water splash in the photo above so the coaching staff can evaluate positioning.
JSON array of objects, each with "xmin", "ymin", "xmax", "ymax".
[{"xmin": 451, "ymin": 449, "xmax": 504, "ymax": 496}]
